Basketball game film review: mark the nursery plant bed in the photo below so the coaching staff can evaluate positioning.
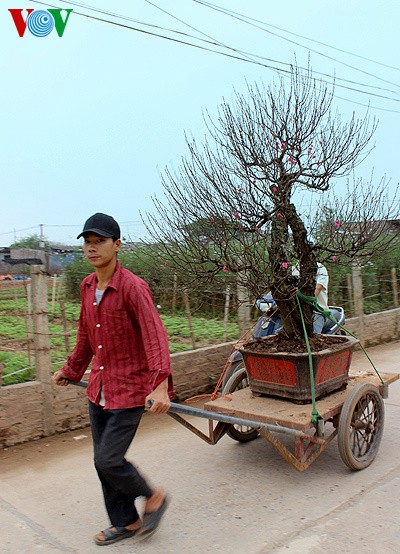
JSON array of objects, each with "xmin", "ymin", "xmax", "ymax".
[{"xmin": 240, "ymin": 334, "xmax": 359, "ymax": 403}]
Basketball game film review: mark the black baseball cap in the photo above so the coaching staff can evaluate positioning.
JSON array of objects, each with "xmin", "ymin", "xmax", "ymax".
[{"xmin": 77, "ymin": 213, "xmax": 121, "ymax": 240}]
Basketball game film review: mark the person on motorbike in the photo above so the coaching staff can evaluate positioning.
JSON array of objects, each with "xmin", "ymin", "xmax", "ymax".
[
  {"xmin": 254, "ymin": 293, "xmax": 282, "ymax": 335},
  {"xmin": 292, "ymin": 262, "xmax": 329, "ymax": 333},
  {"xmin": 224, "ymin": 263, "xmax": 343, "ymax": 390},
  {"xmin": 256, "ymin": 262, "xmax": 335, "ymax": 335}
]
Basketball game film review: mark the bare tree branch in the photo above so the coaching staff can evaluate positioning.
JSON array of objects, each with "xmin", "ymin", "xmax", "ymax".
[{"xmin": 143, "ymin": 65, "xmax": 399, "ymax": 340}]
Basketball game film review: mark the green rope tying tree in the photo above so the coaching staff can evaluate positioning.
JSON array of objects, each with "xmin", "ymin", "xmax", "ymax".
[
  {"xmin": 295, "ymin": 290, "xmax": 385, "ymax": 428},
  {"xmin": 295, "ymin": 292, "xmax": 321, "ymax": 427}
]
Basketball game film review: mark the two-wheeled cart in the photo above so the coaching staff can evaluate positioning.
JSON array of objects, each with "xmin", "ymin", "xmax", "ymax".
[
  {"xmin": 73, "ymin": 369, "xmax": 398, "ymax": 472},
  {"xmin": 162, "ymin": 369, "xmax": 399, "ymax": 471}
]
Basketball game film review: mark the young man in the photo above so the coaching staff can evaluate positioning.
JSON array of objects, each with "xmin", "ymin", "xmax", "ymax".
[{"xmin": 53, "ymin": 213, "xmax": 173, "ymax": 546}]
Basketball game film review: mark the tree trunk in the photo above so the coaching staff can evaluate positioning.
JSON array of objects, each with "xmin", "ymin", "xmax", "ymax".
[{"xmin": 268, "ymin": 202, "xmax": 315, "ymax": 340}]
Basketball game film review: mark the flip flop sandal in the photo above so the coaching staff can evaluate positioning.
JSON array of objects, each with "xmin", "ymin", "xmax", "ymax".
[
  {"xmin": 138, "ymin": 495, "xmax": 170, "ymax": 540},
  {"xmin": 94, "ymin": 525, "xmax": 138, "ymax": 546}
]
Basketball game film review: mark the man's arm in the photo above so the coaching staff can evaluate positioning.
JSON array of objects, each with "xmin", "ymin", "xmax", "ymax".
[
  {"xmin": 315, "ymin": 283, "xmax": 325, "ymax": 297},
  {"xmin": 145, "ymin": 377, "xmax": 170, "ymax": 414},
  {"xmin": 53, "ymin": 370, "xmax": 70, "ymax": 386},
  {"xmin": 125, "ymin": 280, "xmax": 172, "ymax": 380}
]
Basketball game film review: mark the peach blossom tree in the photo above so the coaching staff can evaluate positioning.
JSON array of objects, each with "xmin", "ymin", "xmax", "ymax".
[{"xmin": 145, "ymin": 66, "xmax": 398, "ymax": 340}]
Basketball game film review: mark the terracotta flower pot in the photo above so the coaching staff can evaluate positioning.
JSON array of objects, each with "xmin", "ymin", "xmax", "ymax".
[{"xmin": 240, "ymin": 335, "xmax": 359, "ymax": 403}]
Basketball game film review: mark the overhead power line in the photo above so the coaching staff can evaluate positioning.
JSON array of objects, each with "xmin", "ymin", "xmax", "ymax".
[
  {"xmin": 0, "ymin": 221, "xmax": 145, "ymax": 237},
  {"xmin": 193, "ymin": 0, "xmax": 400, "ymax": 89},
  {"xmin": 143, "ymin": 0, "xmax": 257, "ymax": 67},
  {"xmin": 193, "ymin": 0, "xmax": 400, "ymax": 74},
  {"xmin": 144, "ymin": 0, "xmax": 400, "ymax": 98},
  {"xmin": 0, "ymin": 226, "xmax": 38, "ymax": 237},
  {"xmin": 28, "ymin": 1, "xmax": 400, "ymax": 112}
]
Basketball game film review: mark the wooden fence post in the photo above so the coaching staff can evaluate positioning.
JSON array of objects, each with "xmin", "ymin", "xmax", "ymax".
[
  {"xmin": 172, "ymin": 274, "xmax": 178, "ymax": 315},
  {"xmin": 60, "ymin": 300, "xmax": 71, "ymax": 356},
  {"xmin": 351, "ymin": 260, "xmax": 364, "ymax": 340},
  {"xmin": 24, "ymin": 280, "xmax": 33, "ymax": 378},
  {"xmin": 51, "ymin": 274, "xmax": 57, "ymax": 315},
  {"xmin": 346, "ymin": 274, "xmax": 353, "ymax": 315},
  {"xmin": 237, "ymin": 275, "xmax": 251, "ymax": 337},
  {"xmin": 31, "ymin": 264, "xmax": 54, "ymax": 435},
  {"xmin": 391, "ymin": 267, "xmax": 399, "ymax": 308},
  {"xmin": 223, "ymin": 285, "xmax": 231, "ymax": 341},
  {"xmin": 182, "ymin": 287, "xmax": 196, "ymax": 349}
]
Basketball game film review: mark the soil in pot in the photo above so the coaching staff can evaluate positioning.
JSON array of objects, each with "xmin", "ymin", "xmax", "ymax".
[{"xmin": 246, "ymin": 333, "xmax": 349, "ymax": 354}]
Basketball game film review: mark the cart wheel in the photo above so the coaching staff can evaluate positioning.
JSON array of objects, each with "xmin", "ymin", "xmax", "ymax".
[
  {"xmin": 338, "ymin": 383, "xmax": 384, "ymax": 470},
  {"xmin": 222, "ymin": 367, "xmax": 259, "ymax": 443},
  {"xmin": 221, "ymin": 361, "xmax": 245, "ymax": 390}
]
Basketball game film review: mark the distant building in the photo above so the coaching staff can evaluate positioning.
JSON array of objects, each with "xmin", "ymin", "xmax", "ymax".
[{"xmin": 0, "ymin": 246, "xmax": 77, "ymax": 276}]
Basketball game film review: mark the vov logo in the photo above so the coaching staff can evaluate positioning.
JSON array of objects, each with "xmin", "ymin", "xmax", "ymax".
[{"xmin": 9, "ymin": 8, "xmax": 73, "ymax": 37}]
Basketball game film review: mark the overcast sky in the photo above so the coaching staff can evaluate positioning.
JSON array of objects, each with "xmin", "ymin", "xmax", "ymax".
[{"xmin": 1, "ymin": 0, "xmax": 399, "ymax": 246}]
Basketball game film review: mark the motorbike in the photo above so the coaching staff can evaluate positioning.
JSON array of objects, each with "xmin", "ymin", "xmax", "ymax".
[{"xmin": 222, "ymin": 293, "xmax": 346, "ymax": 390}]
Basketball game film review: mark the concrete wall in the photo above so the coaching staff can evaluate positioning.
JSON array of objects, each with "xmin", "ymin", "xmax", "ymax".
[
  {"xmin": 343, "ymin": 308, "xmax": 400, "ymax": 347},
  {"xmin": 0, "ymin": 342, "xmax": 234, "ymax": 448},
  {"xmin": 0, "ymin": 248, "xmax": 46, "ymax": 275},
  {"xmin": 1, "ymin": 308, "xmax": 399, "ymax": 449}
]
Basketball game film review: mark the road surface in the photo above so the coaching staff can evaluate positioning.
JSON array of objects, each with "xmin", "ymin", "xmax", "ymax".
[{"xmin": 1, "ymin": 341, "xmax": 399, "ymax": 553}]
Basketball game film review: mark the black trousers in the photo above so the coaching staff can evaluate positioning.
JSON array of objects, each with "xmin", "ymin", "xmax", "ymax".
[{"xmin": 89, "ymin": 401, "xmax": 153, "ymax": 527}]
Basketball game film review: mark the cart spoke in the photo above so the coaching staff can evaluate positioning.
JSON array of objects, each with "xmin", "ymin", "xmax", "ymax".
[
  {"xmin": 350, "ymin": 393, "xmax": 380, "ymax": 458},
  {"xmin": 338, "ymin": 384, "xmax": 385, "ymax": 470}
]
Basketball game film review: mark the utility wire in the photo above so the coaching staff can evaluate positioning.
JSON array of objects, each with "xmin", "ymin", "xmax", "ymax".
[
  {"xmin": 64, "ymin": 0, "xmax": 400, "ymax": 98},
  {"xmin": 25, "ymin": 2, "xmax": 292, "ymax": 75},
  {"xmin": 193, "ymin": 0, "xmax": 400, "ymax": 90},
  {"xmin": 198, "ymin": 1, "xmax": 400, "ymax": 73},
  {"xmin": 28, "ymin": 1, "xmax": 400, "ymax": 112},
  {"xmin": 143, "ymin": 0, "xmax": 400, "ymax": 98},
  {"xmin": 0, "ymin": 226, "xmax": 38, "ymax": 237},
  {"xmin": 0, "ymin": 222, "xmax": 147, "ymax": 239},
  {"xmin": 29, "ymin": 1, "xmax": 400, "ymax": 101},
  {"xmin": 27, "ymin": 0, "xmax": 297, "ymax": 75},
  {"xmin": 143, "ymin": 0, "xmax": 257, "ymax": 66}
]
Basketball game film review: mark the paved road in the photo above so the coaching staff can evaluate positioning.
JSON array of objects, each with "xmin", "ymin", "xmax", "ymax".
[{"xmin": 1, "ymin": 341, "xmax": 399, "ymax": 553}]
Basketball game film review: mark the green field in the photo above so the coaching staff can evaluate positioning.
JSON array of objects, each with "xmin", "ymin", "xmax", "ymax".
[{"xmin": 0, "ymin": 286, "xmax": 238, "ymax": 386}]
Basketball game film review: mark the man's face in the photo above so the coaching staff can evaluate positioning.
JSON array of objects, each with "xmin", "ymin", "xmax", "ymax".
[{"xmin": 82, "ymin": 233, "xmax": 121, "ymax": 269}]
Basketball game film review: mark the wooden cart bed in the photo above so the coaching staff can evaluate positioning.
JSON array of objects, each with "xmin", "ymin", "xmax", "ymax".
[{"xmin": 204, "ymin": 370, "xmax": 399, "ymax": 432}]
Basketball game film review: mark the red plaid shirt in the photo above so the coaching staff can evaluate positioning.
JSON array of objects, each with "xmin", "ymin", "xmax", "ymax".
[{"xmin": 61, "ymin": 262, "xmax": 173, "ymax": 409}]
